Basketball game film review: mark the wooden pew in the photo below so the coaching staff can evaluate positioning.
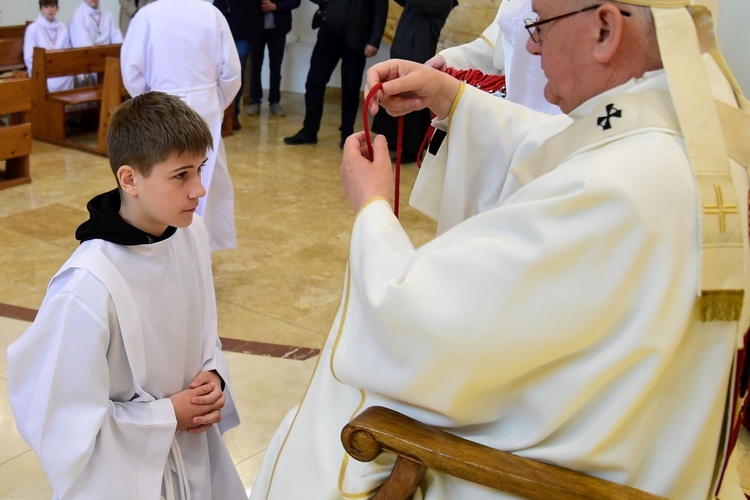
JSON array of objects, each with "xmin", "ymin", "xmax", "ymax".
[
  {"xmin": 95, "ymin": 57, "xmax": 129, "ymax": 156},
  {"xmin": 0, "ymin": 23, "xmax": 29, "ymax": 75},
  {"xmin": 30, "ymin": 44, "xmax": 121, "ymax": 155},
  {"xmin": 0, "ymin": 77, "xmax": 32, "ymax": 189},
  {"xmin": 0, "ymin": 38, "xmax": 25, "ymax": 74},
  {"xmin": 0, "ymin": 24, "xmax": 29, "ymax": 40}
]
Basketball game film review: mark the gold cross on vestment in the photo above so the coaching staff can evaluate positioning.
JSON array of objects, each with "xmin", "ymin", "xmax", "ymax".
[{"xmin": 703, "ymin": 185, "xmax": 738, "ymax": 234}]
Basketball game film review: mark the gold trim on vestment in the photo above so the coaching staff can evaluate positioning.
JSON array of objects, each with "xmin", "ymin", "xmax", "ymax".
[
  {"xmin": 479, "ymin": 33, "xmax": 495, "ymax": 51},
  {"xmin": 697, "ymin": 291, "xmax": 745, "ymax": 322},
  {"xmin": 510, "ymin": 92, "xmax": 679, "ymax": 185}
]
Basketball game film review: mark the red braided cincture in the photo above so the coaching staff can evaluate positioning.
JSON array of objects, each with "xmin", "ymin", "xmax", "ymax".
[
  {"xmin": 718, "ymin": 190, "xmax": 750, "ymax": 495},
  {"xmin": 416, "ymin": 68, "xmax": 507, "ymax": 168},
  {"xmin": 363, "ymin": 82, "xmax": 402, "ymax": 217}
]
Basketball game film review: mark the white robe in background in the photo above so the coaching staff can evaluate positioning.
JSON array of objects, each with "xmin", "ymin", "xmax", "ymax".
[
  {"xmin": 439, "ymin": 0, "xmax": 560, "ymax": 114},
  {"xmin": 69, "ymin": 1, "xmax": 123, "ymax": 86},
  {"xmin": 7, "ymin": 218, "xmax": 246, "ymax": 500},
  {"xmin": 120, "ymin": 0, "xmax": 242, "ymax": 251},
  {"xmin": 23, "ymin": 14, "xmax": 74, "ymax": 93},
  {"xmin": 69, "ymin": 1, "xmax": 123, "ymax": 48},
  {"xmin": 249, "ymin": 62, "xmax": 749, "ymax": 498}
]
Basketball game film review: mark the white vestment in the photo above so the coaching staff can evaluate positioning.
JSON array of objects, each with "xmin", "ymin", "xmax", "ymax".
[
  {"xmin": 438, "ymin": 0, "xmax": 560, "ymax": 114},
  {"xmin": 249, "ymin": 61, "xmax": 749, "ymax": 498},
  {"xmin": 120, "ymin": 0, "xmax": 242, "ymax": 251},
  {"xmin": 69, "ymin": 1, "xmax": 123, "ymax": 48},
  {"xmin": 23, "ymin": 15, "xmax": 74, "ymax": 93},
  {"xmin": 69, "ymin": 1, "xmax": 123, "ymax": 86},
  {"xmin": 7, "ymin": 218, "xmax": 246, "ymax": 500}
]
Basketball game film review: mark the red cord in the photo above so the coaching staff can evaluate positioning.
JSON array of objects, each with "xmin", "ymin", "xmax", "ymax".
[{"xmin": 363, "ymin": 82, "xmax": 402, "ymax": 217}]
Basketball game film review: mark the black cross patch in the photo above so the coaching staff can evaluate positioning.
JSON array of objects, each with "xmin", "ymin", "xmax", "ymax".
[{"xmin": 597, "ymin": 104, "xmax": 622, "ymax": 130}]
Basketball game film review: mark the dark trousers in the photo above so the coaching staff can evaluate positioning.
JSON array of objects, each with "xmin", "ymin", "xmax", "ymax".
[
  {"xmin": 302, "ymin": 26, "xmax": 367, "ymax": 137},
  {"xmin": 234, "ymin": 39, "xmax": 251, "ymax": 117},
  {"xmin": 249, "ymin": 29, "xmax": 287, "ymax": 105}
]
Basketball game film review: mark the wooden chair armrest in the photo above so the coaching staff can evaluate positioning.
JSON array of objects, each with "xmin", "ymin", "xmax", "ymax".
[{"xmin": 341, "ymin": 406, "xmax": 666, "ymax": 500}]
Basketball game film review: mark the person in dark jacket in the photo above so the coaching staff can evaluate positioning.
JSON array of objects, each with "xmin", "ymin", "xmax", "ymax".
[
  {"xmin": 214, "ymin": 0, "xmax": 254, "ymax": 130},
  {"xmin": 371, "ymin": 0, "xmax": 457, "ymax": 163},
  {"xmin": 246, "ymin": 0, "xmax": 301, "ymax": 117},
  {"xmin": 284, "ymin": 0, "xmax": 388, "ymax": 148}
]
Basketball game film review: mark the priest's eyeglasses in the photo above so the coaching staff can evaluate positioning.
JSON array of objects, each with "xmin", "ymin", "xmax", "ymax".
[{"xmin": 524, "ymin": 4, "xmax": 631, "ymax": 43}]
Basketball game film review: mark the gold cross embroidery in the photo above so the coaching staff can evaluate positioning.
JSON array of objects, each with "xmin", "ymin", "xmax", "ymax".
[{"xmin": 703, "ymin": 185, "xmax": 738, "ymax": 234}]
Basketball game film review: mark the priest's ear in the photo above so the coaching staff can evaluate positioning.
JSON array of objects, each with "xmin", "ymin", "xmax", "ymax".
[
  {"xmin": 117, "ymin": 165, "xmax": 139, "ymax": 197},
  {"xmin": 592, "ymin": 3, "xmax": 625, "ymax": 64}
]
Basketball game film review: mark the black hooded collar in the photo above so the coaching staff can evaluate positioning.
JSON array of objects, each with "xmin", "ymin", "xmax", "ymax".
[{"xmin": 75, "ymin": 189, "xmax": 177, "ymax": 245}]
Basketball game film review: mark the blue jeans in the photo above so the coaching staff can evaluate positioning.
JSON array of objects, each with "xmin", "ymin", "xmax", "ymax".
[{"xmin": 234, "ymin": 39, "xmax": 251, "ymax": 117}]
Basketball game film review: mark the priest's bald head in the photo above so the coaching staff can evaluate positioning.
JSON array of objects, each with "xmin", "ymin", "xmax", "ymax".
[{"xmin": 525, "ymin": 1, "xmax": 662, "ymax": 113}]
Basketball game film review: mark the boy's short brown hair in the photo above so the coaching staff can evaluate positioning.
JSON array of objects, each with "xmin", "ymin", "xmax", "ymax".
[
  {"xmin": 107, "ymin": 92, "xmax": 213, "ymax": 179},
  {"xmin": 39, "ymin": 0, "xmax": 58, "ymax": 7}
]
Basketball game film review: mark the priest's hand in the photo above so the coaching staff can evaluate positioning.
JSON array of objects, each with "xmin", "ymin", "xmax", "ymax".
[
  {"xmin": 340, "ymin": 132, "xmax": 393, "ymax": 213},
  {"xmin": 364, "ymin": 59, "xmax": 460, "ymax": 120},
  {"xmin": 169, "ymin": 371, "xmax": 226, "ymax": 433}
]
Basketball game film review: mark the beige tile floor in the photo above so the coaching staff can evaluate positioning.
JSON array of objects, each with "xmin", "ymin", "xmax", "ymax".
[
  {"xmin": 0, "ymin": 90, "xmax": 437, "ymax": 497},
  {"xmin": 2, "ymin": 90, "xmax": 750, "ymax": 498}
]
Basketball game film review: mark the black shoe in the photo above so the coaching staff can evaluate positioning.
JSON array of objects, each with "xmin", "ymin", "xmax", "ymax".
[
  {"xmin": 284, "ymin": 129, "xmax": 317, "ymax": 145},
  {"xmin": 339, "ymin": 138, "xmax": 345, "ymax": 149}
]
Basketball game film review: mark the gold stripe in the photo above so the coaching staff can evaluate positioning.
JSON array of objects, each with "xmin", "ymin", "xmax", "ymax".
[
  {"xmin": 445, "ymin": 81, "xmax": 465, "ymax": 136},
  {"xmin": 696, "ymin": 290, "xmax": 744, "ymax": 322},
  {"xmin": 479, "ymin": 33, "xmax": 495, "ymax": 51},
  {"xmin": 329, "ymin": 264, "xmax": 382, "ymax": 498},
  {"xmin": 511, "ymin": 92, "xmax": 679, "ymax": 186}
]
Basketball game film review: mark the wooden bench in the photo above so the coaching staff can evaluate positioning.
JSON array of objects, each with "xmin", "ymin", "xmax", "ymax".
[
  {"xmin": 0, "ymin": 23, "xmax": 30, "ymax": 75},
  {"xmin": 95, "ymin": 57, "xmax": 129, "ymax": 156},
  {"xmin": 0, "ymin": 77, "xmax": 32, "ymax": 189},
  {"xmin": 30, "ymin": 43, "xmax": 121, "ymax": 154}
]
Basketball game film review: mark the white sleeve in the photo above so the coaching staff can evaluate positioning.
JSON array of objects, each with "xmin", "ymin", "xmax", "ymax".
[
  {"xmin": 22, "ymin": 24, "xmax": 36, "ymax": 71},
  {"xmin": 438, "ymin": 8, "xmax": 503, "ymax": 74},
  {"xmin": 69, "ymin": 10, "xmax": 94, "ymax": 47},
  {"xmin": 120, "ymin": 11, "xmax": 151, "ymax": 96},
  {"xmin": 7, "ymin": 269, "xmax": 176, "ymax": 498}
]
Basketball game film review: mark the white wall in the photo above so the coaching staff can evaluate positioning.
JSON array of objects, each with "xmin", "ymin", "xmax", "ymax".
[
  {"xmin": 717, "ymin": 0, "xmax": 750, "ymax": 96},
  {"xmin": 0, "ymin": 0, "xmax": 121, "ymax": 26},
  {"xmin": 1, "ymin": 0, "xmax": 747, "ymax": 94}
]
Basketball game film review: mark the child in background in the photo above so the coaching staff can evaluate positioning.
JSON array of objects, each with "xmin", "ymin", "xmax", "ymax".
[
  {"xmin": 69, "ymin": 0, "xmax": 124, "ymax": 86},
  {"xmin": 7, "ymin": 92, "xmax": 247, "ymax": 499},
  {"xmin": 23, "ymin": 0, "xmax": 73, "ymax": 92}
]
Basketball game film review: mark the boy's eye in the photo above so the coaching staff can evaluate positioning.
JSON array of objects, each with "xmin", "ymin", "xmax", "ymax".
[{"xmin": 175, "ymin": 172, "xmax": 187, "ymax": 179}]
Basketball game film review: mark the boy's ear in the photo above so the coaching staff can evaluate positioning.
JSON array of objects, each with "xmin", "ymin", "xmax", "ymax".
[{"xmin": 117, "ymin": 165, "xmax": 138, "ymax": 197}]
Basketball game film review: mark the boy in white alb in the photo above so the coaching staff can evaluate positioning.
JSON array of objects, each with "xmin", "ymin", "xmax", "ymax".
[
  {"xmin": 69, "ymin": 0, "xmax": 124, "ymax": 86},
  {"xmin": 69, "ymin": 0, "xmax": 123, "ymax": 48},
  {"xmin": 23, "ymin": 0, "xmax": 73, "ymax": 92},
  {"xmin": 7, "ymin": 92, "xmax": 247, "ymax": 499}
]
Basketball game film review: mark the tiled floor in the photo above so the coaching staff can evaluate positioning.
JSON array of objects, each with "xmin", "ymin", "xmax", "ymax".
[
  {"xmin": 2, "ymin": 90, "xmax": 750, "ymax": 498},
  {"xmin": 0, "ymin": 90, "xmax": 437, "ymax": 497}
]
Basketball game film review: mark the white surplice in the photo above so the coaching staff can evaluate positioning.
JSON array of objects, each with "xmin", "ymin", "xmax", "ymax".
[
  {"xmin": 23, "ymin": 14, "xmax": 74, "ymax": 93},
  {"xmin": 7, "ymin": 218, "xmax": 246, "ymax": 500},
  {"xmin": 249, "ymin": 62, "xmax": 749, "ymax": 499},
  {"xmin": 120, "ymin": 0, "xmax": 242, "ymax": 251},
  {"xmin": 439, "ymin": 0, "xmax": 560, "ymax": 114},
  {"xmin": 69, "ymin": 1, "xmax": 123, "ymax": 48}
]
